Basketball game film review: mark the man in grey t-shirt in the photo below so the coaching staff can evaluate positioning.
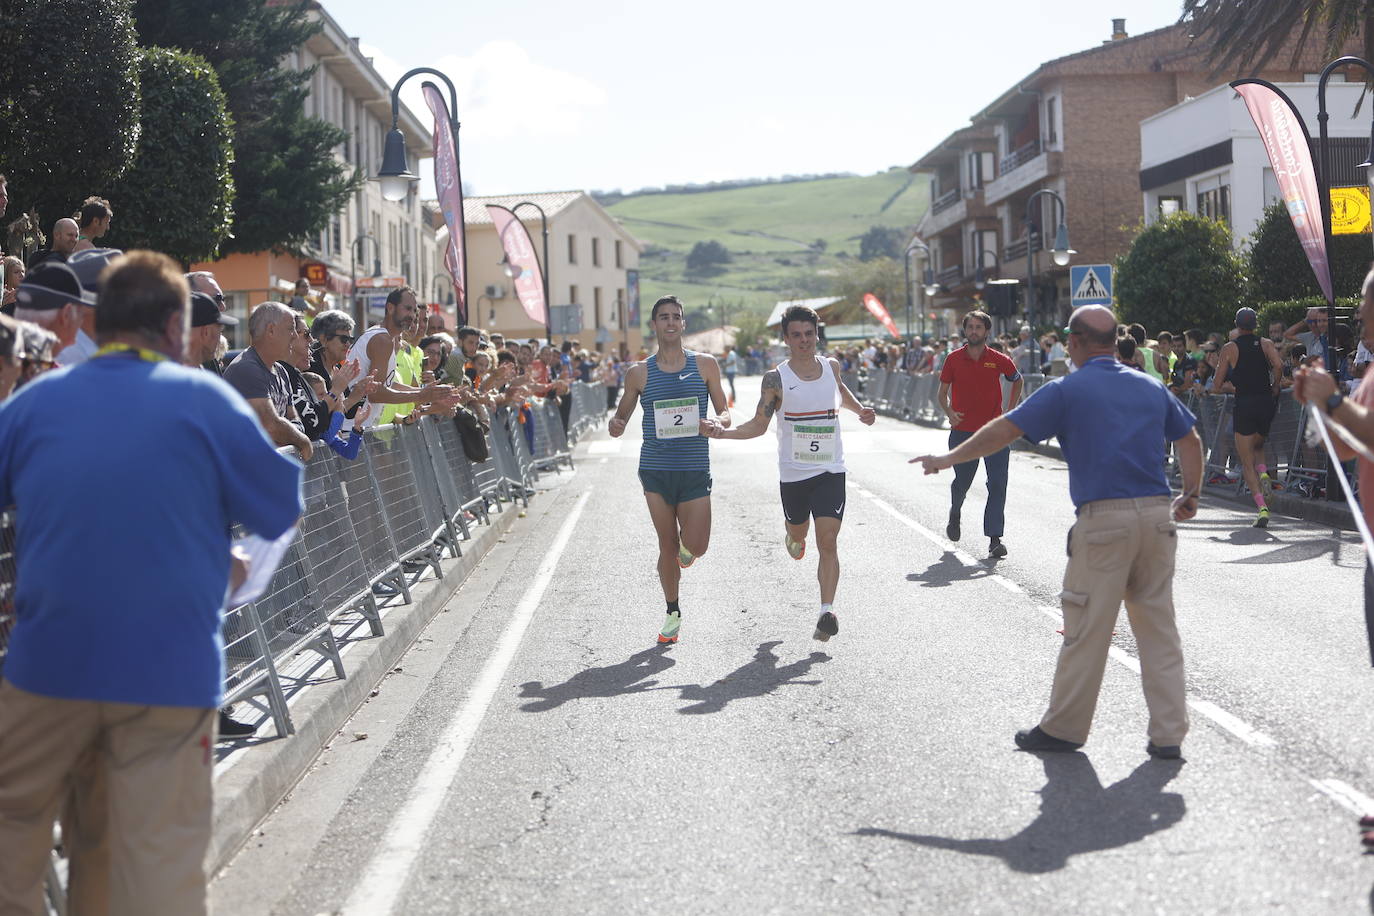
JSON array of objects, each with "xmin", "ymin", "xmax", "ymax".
[{"xmin": 223, "ymin": 302, "xmax": 313, "ymax": 458}]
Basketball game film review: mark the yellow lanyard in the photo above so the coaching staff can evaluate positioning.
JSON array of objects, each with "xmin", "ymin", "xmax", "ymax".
[{"xmin": 94, "ymin": 343, "xmax": 167, "ymax": 363}]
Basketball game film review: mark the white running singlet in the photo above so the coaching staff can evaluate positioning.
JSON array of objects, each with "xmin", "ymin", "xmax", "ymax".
[{"xmin": 775, "ymin": 357, "xmax": 847, "ymax": 483}]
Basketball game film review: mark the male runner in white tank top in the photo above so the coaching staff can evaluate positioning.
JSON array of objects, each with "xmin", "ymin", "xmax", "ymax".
[{"xmin": 702, "ymin": 304, "xmax": 874, "ymax": 641}]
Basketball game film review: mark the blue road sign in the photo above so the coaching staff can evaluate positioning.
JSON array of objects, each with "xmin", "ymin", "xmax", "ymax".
[{"xmin": 1070, "ymin": 264, "xmax": 1113, "ymax": 305}]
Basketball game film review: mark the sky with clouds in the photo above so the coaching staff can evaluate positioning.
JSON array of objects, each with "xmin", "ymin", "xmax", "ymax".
[{"xmin": 320, "ymin": 0, "xmax": 1190, "ymax": 197}]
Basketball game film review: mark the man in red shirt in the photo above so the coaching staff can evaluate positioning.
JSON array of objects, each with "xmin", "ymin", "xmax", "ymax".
[{"xmin": 937, "ymin": 309, "xmax": 1023, "ymax": 557}]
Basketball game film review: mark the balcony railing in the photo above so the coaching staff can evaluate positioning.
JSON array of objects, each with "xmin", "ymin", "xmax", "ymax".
[
  {"xmin": 999, "ymin": 139, "xmax": 1042, "ymax": 176},
  {"xmin": 936, "ymin": 264, "xmax": 964, "ymax": 287},
  {"xmin": 1003, "ymin": 234, "xmax": 1043, "ymax": 262},
  {"xmin": 931, "ymin": 187, "xmax": 961, "ymax": 214}
]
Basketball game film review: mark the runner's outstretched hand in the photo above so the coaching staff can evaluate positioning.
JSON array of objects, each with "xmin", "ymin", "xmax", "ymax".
[{"xmin": 859, "ymin": 407, "xmax": 876, "ymax": 426}]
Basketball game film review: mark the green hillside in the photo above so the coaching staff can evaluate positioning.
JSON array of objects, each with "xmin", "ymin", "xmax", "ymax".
[{"xmin": 606, "ymin": 169, "xmax": 928, "ymax": 321}]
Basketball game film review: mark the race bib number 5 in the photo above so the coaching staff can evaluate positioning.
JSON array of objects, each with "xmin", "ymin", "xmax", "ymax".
[
  {"xmin": 792, "ymin": 424, "xmax": 836, "ymax": 462},
  {"xmin": 654, "ymin": 397, "xmax": 699, "ymax": 439}
]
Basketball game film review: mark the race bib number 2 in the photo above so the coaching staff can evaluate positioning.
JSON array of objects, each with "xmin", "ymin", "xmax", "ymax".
[
  {"xmin": 654, "ymin": 397, "xmax": 699, "ymax": 439},
  {"xmin": 792, "ymin": 424, "xmax": 836, "ymax": 462}
]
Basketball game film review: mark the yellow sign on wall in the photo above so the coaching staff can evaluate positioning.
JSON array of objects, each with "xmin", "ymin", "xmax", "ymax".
[{"xmin": 1330, "ymin": 186, "xmax": 1371, "ymax": 235}]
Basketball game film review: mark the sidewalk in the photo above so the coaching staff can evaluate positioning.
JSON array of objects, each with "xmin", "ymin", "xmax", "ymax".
[{"xmin": 1010, "ymin": 438, "xmax": 1356, "ymax": 531}]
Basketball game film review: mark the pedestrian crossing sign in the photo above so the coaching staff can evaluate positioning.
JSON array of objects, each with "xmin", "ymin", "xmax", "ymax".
[{"xmin": 1070, "ymin": 264, "xmax": 1113, "ymax": 305}]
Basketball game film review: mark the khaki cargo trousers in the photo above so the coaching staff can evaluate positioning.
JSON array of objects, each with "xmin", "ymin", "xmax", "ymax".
[
  {"xmin": 0, "ymin": 681, "xmax": 214, "ymax": 916},
  {"xmin": 1039, "ymin": 496, "xmax": 1190, "ymax": 746}
]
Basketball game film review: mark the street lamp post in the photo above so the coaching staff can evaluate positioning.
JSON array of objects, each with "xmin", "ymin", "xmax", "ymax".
[
  {"xmin": 498, "ymin": 200, "xmax": 551, "ymax": 343},
  {"xmin": 372, "ymin": 67, "xmax": 468, "ymax": 321},
  {"xmin": 1315, "ymin": 56, "xmax": 1374, "ymax": 503},
  {"xmin": 904, "ymin": 240, "xmax": 937, "ymax": 339},
  {"xmin": 349, "ymin": 233, "xmax": 382, "ymax": 327},
  {"xmin": 1023, "ymin": 188, "xmax": 1074, "ymax": 331}
]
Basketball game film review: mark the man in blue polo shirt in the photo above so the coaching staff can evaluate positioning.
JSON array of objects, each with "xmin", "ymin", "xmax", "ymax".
[
  {"xmin": 0, "ymin": 251, "xmax": 302, "ymax": 915},
  {"xmin": 913, "ymin": 304, "xmax": 1203, "ymax": 760}
]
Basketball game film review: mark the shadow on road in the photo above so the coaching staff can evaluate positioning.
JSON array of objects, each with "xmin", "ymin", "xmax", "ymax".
[
  {"xmin": 669, "ymin": 640, "xmax": 830, "ymax": 715},
  {"xmin": 517, "ymin": 645, "xmax": 676, "ymax": 712},
  {"xmin": 1207, "ymin": 528, "xmax": 1280, "ymax": 547},
  {"xmin": 854, "ymin": 753, "xmax": 1185, "ymax": 873},
  {"xmin": 907, "ymin": 552, "xmax": 992, "ymax": 588}
]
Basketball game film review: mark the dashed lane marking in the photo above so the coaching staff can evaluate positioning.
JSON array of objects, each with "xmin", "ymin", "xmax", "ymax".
[{"xmin": 852, "ymin": 486, "xmax": 1350, "ymax": 772}]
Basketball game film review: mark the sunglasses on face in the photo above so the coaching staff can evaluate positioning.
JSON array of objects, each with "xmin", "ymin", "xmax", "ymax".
[{"xmin": 331, "ymin": 334, "xmax": 355, "ymax": 346}]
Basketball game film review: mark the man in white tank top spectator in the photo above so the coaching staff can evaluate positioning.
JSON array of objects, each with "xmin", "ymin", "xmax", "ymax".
[
  {"xmin": 702, "ymin": 304, "xmax": 874, "ymax": 642},
  {"xmin": 345, "ymin": 286, "xmax": 459, "ymax": 428}
]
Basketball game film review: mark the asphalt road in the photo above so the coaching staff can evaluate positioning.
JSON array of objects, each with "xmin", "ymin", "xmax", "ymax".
[{"xmin": 211, "ymin": 374, "xmax": 1374, "ymax": 915}]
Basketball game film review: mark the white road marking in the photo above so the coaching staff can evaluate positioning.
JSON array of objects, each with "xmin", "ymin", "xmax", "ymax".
[
  {"xmin": 1185, "ymin": 699, "xmax": 1275, "ymax": 748},
  {"xmin": 1310, "ymin": 778, "xmax": 1374, "ymax": 816},
  {"xmin": 341, "ymin": 490, "xmax": 592, "ymax": 916},
  {"xmin": 855, "ymin": 488, "xmax": 1324, "ymax": 766},
  {"xmin": 587, "ymin": 441, "xmax": 621, "ymax": 456}
]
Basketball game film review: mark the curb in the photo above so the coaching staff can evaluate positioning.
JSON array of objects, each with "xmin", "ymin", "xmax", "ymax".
[
  {"xmin": 207, "ymin": 498, "xmax": 526, "ymax": 874},
  {"xmin": 1009, "ymin": 438, "xmax": 1355, "ymax": 531}
]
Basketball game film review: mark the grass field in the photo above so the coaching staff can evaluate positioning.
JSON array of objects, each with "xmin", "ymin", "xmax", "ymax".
[{"xmin": 610, "ymin": 169, "xmax": 929, "ymax": 320}]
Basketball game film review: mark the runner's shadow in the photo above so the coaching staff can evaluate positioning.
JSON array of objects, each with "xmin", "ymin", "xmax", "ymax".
[
  {"xmin": 1208, "ymin": 529, "xmax": 1280, "ymax": 547},
  {"xmin": 669, "ymin": 640, "xmax": 830, "ymax": 715},
  {"xmin": 854, "ymin": 753, "xmax": 1184, "ymax": 873},
  {"xmin": 517, "ymin": 645, "xmax": 676, "ymax": 712},
  {"xmin": 907, "ymin": 552, "xmax": 992, "ymax": 588}
]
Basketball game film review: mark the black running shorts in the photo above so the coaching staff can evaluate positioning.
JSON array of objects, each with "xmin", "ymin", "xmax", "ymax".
[
  {"xmin": 780, "ymin": 472, "xmax": 846, "ymax": 525},
  {"xmin": 1233, "ymin": 393, "xmax": 1278, "ymax": 438}
]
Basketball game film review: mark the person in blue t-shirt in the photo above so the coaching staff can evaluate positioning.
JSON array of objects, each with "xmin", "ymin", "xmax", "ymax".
[
  {"xmin": 912, "ymin": 305, "xmax": 1203, "ymax": 762},
  {"xmin": 0, "ymin": 251, "xmax": 303, "ymax": 916}
]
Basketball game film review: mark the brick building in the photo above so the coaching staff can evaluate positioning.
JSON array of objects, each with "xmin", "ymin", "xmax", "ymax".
[{"xmin": 910, "ymin": 17, "xmax": 1359, "ymax": 330}]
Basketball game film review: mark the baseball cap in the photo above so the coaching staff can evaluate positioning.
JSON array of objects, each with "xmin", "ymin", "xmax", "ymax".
[
  {"xmin": 1235, "ymin": 307, "xmax": 1258, "ymax": 330},
  {"xmin": 14, "ymin": 261, "xmax": 97, "ymax": 311},
  {"xmin": 191, "ymin": 292, "xmax": 239, "ymax": 328},
  {"xmin": 67, "ymin": 247, "xmax": 122, "ymax": 297}
]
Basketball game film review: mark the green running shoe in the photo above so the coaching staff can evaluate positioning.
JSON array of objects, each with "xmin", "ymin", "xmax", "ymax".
[
  {"xmin": 677, "ymin": 545, "xmax": 695, "ymax": 569},
  {"xmin": 1254, "ymin": 507, "xmax": 1270, "ymax": 529},
  {"xmin": 658, "ymin": 610, "xmax": 681, "ymax": 644},
  {"xmin": 785, "ymin": 533, "xmax": 805, "ymax": 560}
]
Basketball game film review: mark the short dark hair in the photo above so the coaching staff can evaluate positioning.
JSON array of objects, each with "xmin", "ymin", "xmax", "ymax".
[
  {"xmin": 497, "ymin": 349, "xmax": 516, "ymax": 365},
  {"xmin": 1156, "ymin": 330, "xmax": 1173, "ymax": 344},
  {"xmin": 780, "ymin": 304, "xmax": 819, "ymax": 335},
  {"xmin": 1127, "ymin": 322, "xmax": 1146, "ymax": 345},
  {"xmin": 1185, "ymin": 328, "xmax": 1203, "ymax": 346},
  {"xmin": 962, "ymin": 310, "xmax": 991, "ymax": 333},
  {"xmin": 95, "ymin": 250, "xmax": 188, "ymax": 341},
  {"xmin": 418, "ymin": 334, "xmax": 450, "ymax": 353},
  {"xmin": 385, "ymin": 285, "xmax": 417, "ymax": 307},
  {"xmin": 75, "ymin": 197, "xmax": 111, "ymax": 228},
  {"xmin": 457, "ymin": 326, "xmax": 480, "ymax": 341},
  {"xmin": 651, "ymin": 295, "xmax": 684, "ymax": 320},
  {"xmin": 1116, "ymin": 336, "xmax": 1137, "ymax": 361}
]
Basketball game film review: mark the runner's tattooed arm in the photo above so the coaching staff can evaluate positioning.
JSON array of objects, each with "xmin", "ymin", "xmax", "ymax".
[{"xmin": 703, "ymin": 370, "xmax": 779, "ymax": 439}]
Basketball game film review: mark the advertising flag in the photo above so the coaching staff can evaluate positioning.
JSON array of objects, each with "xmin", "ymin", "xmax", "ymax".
[
  {"xmin": 487, "ymin": 205, "xmax": 547, "ymax": 328},
  {"xmin": 1231, "ymin": 79, "xmax": 1333, "ymax": 303},
  {"xmin": 862, "ymin": 293, "xmax": 901, "ymax": 338},
  {"xmin": 424, "ymin": 83, "xmax": 467, "ymax": 323}
]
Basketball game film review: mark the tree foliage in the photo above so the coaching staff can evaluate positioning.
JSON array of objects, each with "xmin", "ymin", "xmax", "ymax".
[
  {"xmin": 828, "ymin": 256, "xmax": 906, "ymax": 326},
  {"xmin": 105, "ymin": 49, "xmax": 234, "ymax": 265},
  {"xmin": 131, "ymin": 0, "xmax": 359, "ymax": 254},
  {"xmin": 0, "ymin": 0, "xmax": 141, "ymax": 229},
  {"xmin": 686, "ymin": 240, "xmax": 731, "ymax": 274},
  {"xmin": 1114, "ymin": 213, "xmax": 1247, "ymax": 333},
  {"xmin": 858, "ymin": 225, "xmax": 904, "ymax": 261},
  {"xmin": 1246, "ymin": 202, "xmax": 1371, "ymax": 302},
  {"xmin": 1181, "ymin": 1, "xmax": 1374, "ymax": 75}
]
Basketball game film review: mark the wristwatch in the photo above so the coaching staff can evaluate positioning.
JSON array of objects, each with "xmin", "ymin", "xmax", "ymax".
[{"xmin": 1326, "ymin": 391, "xmax": 1345, "ymax": 414}]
